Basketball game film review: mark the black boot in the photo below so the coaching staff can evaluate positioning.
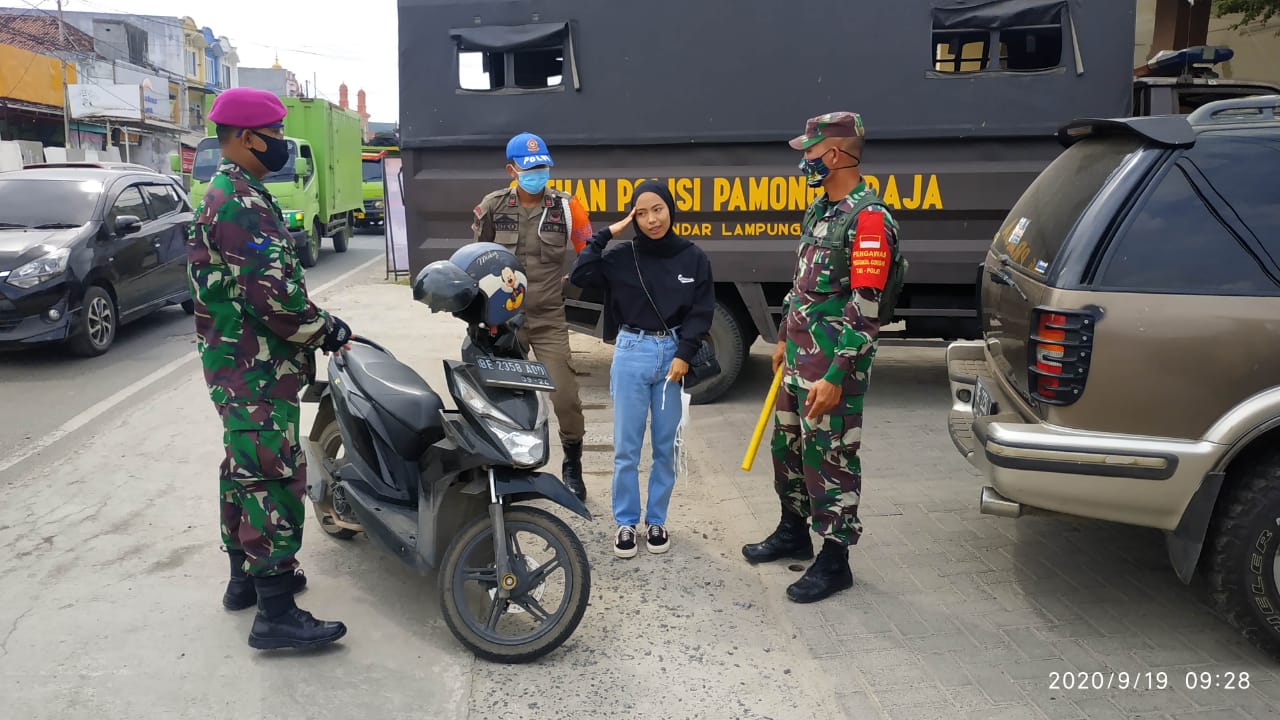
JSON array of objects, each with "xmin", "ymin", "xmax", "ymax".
[
  {"xmin": 562, "ymin": 441, "xmax": 586, "ymax": 501},
  {"xmin": 786, "ymin": 539, "xmax": 854, "ymax": 603},
  {"xmin": 742, "ymin": 503, "xmax": 814, "ymax": 564},
  {"xmin": 222, "ymin": 550, "xmax": 307, "ymax": 611},
  {"xmin": 247, "ymin": 574, "xmax": 347, "ymax": 650}
]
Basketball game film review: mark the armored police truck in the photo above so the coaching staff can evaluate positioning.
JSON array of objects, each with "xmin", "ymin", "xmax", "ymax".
[{"xmin": 396, "ymin": 0, "xmax": 1279, "ymax": 403}]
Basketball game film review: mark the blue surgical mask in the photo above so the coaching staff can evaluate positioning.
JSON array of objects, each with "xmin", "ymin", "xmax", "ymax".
[{"xmin": 516, "ymin": 168, "xmax": 550, "ymax": 194}]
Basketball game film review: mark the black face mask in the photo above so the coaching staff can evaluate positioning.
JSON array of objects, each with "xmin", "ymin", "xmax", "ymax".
[{"xmin": 250, "ymin": 131, "xmax": 290, "ymax": 173}]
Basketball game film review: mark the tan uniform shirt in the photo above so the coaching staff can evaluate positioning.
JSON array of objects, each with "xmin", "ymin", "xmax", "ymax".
[{"xmin": 471, "ymin": 187, "xmax": 576, "ymax": 327}]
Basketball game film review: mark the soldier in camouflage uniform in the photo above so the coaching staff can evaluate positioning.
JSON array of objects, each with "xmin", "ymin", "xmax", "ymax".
[
  {"xmin": 471, "ymin": 132, "xmax": 594, "ymax": 501},
  {"xmin": 742, "ymin": 112, "xmax": 900, "ymax": 604},
  {"xmin": 188, "ymin": 87, "xmax": 351, "ymax": 649}
]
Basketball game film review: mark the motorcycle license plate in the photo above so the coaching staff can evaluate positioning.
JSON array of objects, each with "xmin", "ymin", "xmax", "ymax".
[
  {"xmin": 474, "ymin": 356, "xmax": 556, "ymax": 391},
  {"xmin": 973, "ymin": 377, "xmax": 995, "ymax": 417}
]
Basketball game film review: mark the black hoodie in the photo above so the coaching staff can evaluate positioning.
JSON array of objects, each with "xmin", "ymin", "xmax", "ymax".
[{"xmin": 569, "ymin": 180, "xmax": 715, "ymax": 362}]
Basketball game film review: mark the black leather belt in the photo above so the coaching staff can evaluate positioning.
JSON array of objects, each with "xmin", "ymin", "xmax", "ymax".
[{"xmin": 620, "ymin": 324, "xmax": 676, "ymax": 337}]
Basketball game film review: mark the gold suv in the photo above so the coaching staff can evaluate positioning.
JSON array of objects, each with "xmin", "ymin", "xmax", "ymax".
[{"xmin": 947, "ymin": 96, "xmax": 1280, "ymax": 658}]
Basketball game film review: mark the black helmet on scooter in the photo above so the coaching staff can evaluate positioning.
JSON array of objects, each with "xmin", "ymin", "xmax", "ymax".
[
  {"xmin": 413, "ymin": 242, "xmax": 529, "ymax": 328},
  {"xmin": 414, "ymin": 259, "xmax": 477, "ymax": 314}
]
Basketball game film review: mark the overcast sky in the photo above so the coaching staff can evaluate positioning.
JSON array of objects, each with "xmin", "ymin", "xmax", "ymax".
[{"xmin": 58, "ymin": 0, "xmax": 400, "ymax": 123}]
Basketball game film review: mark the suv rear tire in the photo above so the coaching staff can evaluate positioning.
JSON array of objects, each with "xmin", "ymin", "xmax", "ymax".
[{"xmin": 1205, "ymin": 450, "xmax": 1280, "ymax": 660}]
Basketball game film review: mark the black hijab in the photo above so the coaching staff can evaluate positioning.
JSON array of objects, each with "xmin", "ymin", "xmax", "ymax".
[{"xmin": 630, "ymin": 180, "xmax": 692, "ymax": 258}]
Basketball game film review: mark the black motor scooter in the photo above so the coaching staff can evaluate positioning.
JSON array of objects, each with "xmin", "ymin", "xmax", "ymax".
[{"xmin": 300, "ymin": 250, "xmax": 592, "ymax": 664}]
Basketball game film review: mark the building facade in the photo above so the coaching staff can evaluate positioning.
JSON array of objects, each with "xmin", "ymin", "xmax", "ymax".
[
  {"xmin": 239, "ymin": 63, "xmax": 303, "ymax": 99},
  {"xmin": 180, "ymin": 18, "xmax": 240, "ymax": 138},
  {"xmin": 0, "ymin": 7, "xmax": 240, "ymax": 171}
]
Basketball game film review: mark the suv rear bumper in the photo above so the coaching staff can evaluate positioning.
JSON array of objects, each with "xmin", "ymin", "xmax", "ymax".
[{"xmin": 946, "ymin": 340, "xmax": 1222, "ymax": 531}]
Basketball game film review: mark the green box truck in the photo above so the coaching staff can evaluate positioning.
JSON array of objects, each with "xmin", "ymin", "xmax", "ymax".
[
  {"xmin": 175, "ymin": 96, "xmax": 363, "ymax": 267},
  {"xmin": 355, "ymin": 146, "xmax": 398, "ymax": 232}
]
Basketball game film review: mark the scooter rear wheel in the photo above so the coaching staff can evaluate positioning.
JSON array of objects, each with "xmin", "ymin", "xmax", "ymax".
[
  {"xmin": 439, "ymin": 506, "xmax": 590, "ymax": 664},
  {"xmin": 312, "ymin": 419, "xmax": 358, "ymax": 540}
]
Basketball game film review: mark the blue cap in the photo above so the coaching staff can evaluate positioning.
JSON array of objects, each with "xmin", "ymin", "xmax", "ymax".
[{"xmin": 506, "ymin": 132, "xmax": 554, "ymax": 170}]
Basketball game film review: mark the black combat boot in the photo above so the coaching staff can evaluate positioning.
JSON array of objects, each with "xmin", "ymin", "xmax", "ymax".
[
  {"xmin": 222, "ymin": 550, "xmax": 307, "ymax": 611},
  {"xmin": 741, "ymin": 503, "xmax": 814, "ymax": 564},
  {"xmin": 247, "ymin": 574, "xmax": 347, "ymax": 650},
  {"xmin": 562, "ymin": 441, "xmax": 587, "ymax": 501},
  {"xmin": 785, "ymin": 539, "xmax": 854, "ymax": 604}
]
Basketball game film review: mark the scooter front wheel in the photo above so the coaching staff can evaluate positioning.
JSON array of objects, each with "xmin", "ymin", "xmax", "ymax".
[{"xmin": 439, "ymin": 506, "xmax": 590, "ymax": 664}]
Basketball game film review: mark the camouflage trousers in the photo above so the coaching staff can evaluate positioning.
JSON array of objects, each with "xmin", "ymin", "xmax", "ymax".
[
  {"xmin": 217, "ymin": 400, "xmax": 306, "ymax": 578},
  {"xmin": 770, "ymin": 385, "xmax": 865, "ymax": 546}
]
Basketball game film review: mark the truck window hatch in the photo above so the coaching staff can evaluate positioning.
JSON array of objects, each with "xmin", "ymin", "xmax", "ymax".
[
  {"xmin": 451, "ymin": 22, "xmax": 577, "ymax": 93},
  {"xmin": 931, "ymin": 0, "xmax": 1073, "ymax": 75}
]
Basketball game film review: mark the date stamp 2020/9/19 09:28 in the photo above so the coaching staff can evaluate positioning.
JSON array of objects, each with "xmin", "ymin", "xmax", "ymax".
[{"xmin": 1049, "ymin": 670, "xmax": 1251, "ymax": 692}]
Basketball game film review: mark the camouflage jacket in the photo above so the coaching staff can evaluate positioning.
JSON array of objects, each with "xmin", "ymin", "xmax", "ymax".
[
  {"xmin": 471, "ymin": 187, "xmax": 592, "ymax": 328},
  {"xmin": 187, "ymin": 159, "xmax": 331, "ymax": 412},
  {"xmin": 780, "ymin": 181, "xmax": 900, "ymax": 395}
]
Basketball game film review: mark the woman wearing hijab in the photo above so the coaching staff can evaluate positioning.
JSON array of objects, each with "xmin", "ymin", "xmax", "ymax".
[{"xmin": 569, "ymin": 180, "xmax": 715, "ymax": 557}]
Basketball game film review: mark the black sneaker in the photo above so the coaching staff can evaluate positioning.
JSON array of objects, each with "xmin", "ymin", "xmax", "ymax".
[
  {"xmin": 614, "ymin": 525, "xmax": 638, "ymax": 558},
  {"xmin": 646, "ymin": 524, "xmax": 670, "ymax": 554}
]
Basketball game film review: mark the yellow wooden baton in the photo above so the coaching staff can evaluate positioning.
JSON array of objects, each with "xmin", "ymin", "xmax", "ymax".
[{"xmin": 741, "ymin": 366, "xmax": 785, "ymax": 472}]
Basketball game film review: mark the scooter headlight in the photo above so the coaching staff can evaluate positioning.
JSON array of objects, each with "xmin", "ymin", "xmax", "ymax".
[
  {"xmin": 535, "ymin": 391, "xmax": 549, "ymax": 426},
  {"xmin": 490, "ymin": 422, "xmax": 548, "ymax": 469},
  {"xmin": 453, "ymin": 373, "xmax": 549, "ymax": 468},
  {"xmin": 454, "ymin": 373, "xmax": 517, "ymax": 426}
]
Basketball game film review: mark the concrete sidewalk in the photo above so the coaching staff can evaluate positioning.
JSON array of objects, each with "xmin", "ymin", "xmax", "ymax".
[{"xmin": 0, "ymin": 265, "xmax": 841, "ymax": 720}]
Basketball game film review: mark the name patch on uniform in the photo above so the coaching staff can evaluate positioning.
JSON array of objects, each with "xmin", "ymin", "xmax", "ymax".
[
  {"xmin": 494, "ymin": 216, "xmax": 519, "ymax": 232},
  {"xmin": 849, "ymin": 211, "xmax": 891, "ymax": 291}
]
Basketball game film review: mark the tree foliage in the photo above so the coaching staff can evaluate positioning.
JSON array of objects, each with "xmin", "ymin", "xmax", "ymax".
[{"xmin": 1213, "ymin": 0, "xmax": 1280, "ymax": 31}]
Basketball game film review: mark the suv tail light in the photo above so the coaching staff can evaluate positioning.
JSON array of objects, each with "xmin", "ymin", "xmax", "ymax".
[{"xmin": 1028, "ymin": 308, "xmax": 1095, "ymax": 405}]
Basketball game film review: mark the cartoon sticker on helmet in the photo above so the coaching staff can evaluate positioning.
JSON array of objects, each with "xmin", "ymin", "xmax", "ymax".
[{"xmin": 477, "ymin": 264, "xmax": 528, "ymax": 326}]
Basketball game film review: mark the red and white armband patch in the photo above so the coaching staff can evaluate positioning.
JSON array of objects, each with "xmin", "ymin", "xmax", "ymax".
[{"xmin": 849, "ymin": 211, "xmax": 891, "ymax": 291}]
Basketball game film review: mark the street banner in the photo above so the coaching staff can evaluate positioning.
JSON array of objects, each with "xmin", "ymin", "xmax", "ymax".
[{"xmin": 383, "ymin": 156, "xmax": 409, "ymax": 277}]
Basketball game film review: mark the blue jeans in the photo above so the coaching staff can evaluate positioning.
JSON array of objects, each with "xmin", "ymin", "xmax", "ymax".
[{"xmin": 609, "ymin": 328, "xmax": 682, "ymax": 527}]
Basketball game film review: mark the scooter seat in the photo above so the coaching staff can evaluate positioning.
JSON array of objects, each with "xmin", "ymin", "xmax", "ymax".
[{"xmin": 343, "ymin": 345, "xmax": 446, "ymax": 453}]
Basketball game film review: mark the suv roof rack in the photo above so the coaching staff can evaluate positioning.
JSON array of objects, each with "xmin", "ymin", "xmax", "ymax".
[
  {"xmin": 23, "ymin": 161, "xmax": 157, "ymax": 172},
  {"xmin": 1187, "ymin": 95, "xmax": 1280, "ymax": 126},
  {"xmin": 1056, "ymin": 116, "xmax": 1195, "ymax": 149}
]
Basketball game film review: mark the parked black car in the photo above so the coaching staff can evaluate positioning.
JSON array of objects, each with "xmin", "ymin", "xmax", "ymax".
[{"xmin": 0, "ymin": 163, "xmax": 194, "ymax": 357}]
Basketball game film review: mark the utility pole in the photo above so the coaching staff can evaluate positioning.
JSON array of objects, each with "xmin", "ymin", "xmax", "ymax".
[{"xmin": 56, "ymin": 0, "xmax": 72, "ymax": 148}]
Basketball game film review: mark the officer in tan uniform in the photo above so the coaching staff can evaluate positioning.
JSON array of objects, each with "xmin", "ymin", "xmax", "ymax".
[{"xmin": 472, "ymin": 132, "xmax": 593, "ymax": 500}]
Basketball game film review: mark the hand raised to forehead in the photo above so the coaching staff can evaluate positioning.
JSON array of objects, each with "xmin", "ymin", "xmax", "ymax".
[{"xmin": 608, "ymin": 209, "xmax": 635, "ymax": 238}]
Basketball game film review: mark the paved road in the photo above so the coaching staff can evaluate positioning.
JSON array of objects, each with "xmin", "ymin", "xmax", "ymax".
[
  {"xmin": 3, "ymin": 254, "xmax": 1279, "ymax": 718},
  {"xmin": 0, "ymin": 233, "xmax": 385, "ymax": 472}
]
